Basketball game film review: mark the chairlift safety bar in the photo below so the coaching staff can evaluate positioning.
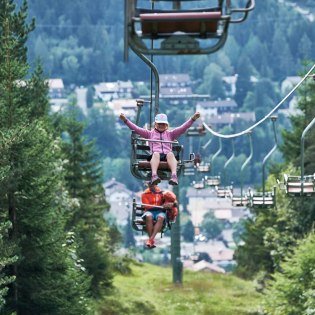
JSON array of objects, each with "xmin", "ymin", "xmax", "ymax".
[{"xmin": 138, "ymin": 137, "xmax": 179, "ymax": 145}]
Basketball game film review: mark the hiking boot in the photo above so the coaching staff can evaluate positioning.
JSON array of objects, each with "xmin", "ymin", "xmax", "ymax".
[
  {"xmin": 169, "ymin": 174, "xmax": 178, "ymax": 186},
  {"xmin": 150, "ymin": 175, "xmax": 161, "ymax": 186},
  {"xmin": 146, "ymin": 239, "xmax": 156, "ymax": 249}
]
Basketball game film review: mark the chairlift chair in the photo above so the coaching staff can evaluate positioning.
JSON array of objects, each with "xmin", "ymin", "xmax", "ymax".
[
  {"xmin": 250, "ymin": 187, "xmax": 276, "ymax": 208},
  {"xmin": 186, "ymin": 125, "xmax": 207, "ymax": 137},
  {"xmin": 231, "ymin": 195, "xmax": 250, "ymax": 207},
  {"xmin": 125, "ymin": 0, "xmax": 255, "ymax": 56},
  {"xmin": 130, "ymin": 133, "xmax": 195, "ymax": 181},
  {"xmin": 280, "ymin": 116, "xmax": 315, "ymax": 197},
  {"xmin": 283, "ymin": 174, "xmax": 315, "ymax": 196},
  {"xmin": 193, "ymin": 179, "xmax": 206, "ymax": 189},
  {"xmin": 132, "ymin": 199, "xmax": 172, "ymax": 237},
  {"xmin": 183, "ymin": 162, "xmax": 195, "ymax": 176},
  {"xmin": 205, "ymin": 175, "xmax": 221, "ymax": 186},
  {"xmin": 216, "ymin": 185, "xmax": 232, "ymax": 198},
  {"xmin": 196, "ymin": 163, "xmax": 211, "ymax": 173}
]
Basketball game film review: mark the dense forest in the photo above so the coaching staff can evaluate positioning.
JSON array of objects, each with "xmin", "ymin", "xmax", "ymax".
[{"xmin": 1, "ymin": 0, "xmax": 315, "ymax": 314}]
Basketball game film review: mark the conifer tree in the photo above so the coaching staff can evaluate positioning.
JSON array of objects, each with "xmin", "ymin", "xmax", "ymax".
[
  {"xmin": 0, "ymin": 1, "xmax": 91, "ymax": 313},
  {"xmin": 60, "ymin": 104, "xmax": 115, "ymax": 298}
]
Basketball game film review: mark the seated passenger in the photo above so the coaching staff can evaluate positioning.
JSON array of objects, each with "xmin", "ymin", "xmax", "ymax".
[
  {"xmin": 120, "ymin": 111, "xmax": 200, "ymax": 185},
  {"xmin": 141, "ymin": 183, "xmax": 178, "ymax": 249}
]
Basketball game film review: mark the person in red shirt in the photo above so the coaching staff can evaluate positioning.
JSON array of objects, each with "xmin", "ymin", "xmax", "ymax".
[{"xmin": 141, "ymin": 183, "xmax": 178, "ymax": 248}]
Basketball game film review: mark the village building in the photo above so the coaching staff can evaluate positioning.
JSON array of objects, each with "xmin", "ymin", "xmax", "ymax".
[
  {"xmin": 94, "ymin": 80, "xmax": 133, "ymax": 101},
  {"xmin": 196, "ymin": 99, "xmax": 238, "ymax": 117},
  {"xmin": 48, "ymin": 78, "xmax": 68, "ymax": 112},
  {"xmin": 103, "ymin": 178, "xmax": 134, "ymax": 226}
]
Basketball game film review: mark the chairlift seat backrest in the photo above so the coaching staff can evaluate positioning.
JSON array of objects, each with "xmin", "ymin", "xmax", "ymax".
[
  {"xmin": 232, "ymin": 195, "xmax": 249, "ymax": 207},
  {"xmin": 197, "ymin": 164, "xmax": 210, "ymax": 172},
  {"xmin": 284, "ymin": 174, "xmax": 315, "ymax": 195},
  {"xmin": 140, "ymin": 11, "xmax": 221, "ymax": 36},
  {"xmin": 194, "ymin": 181, "xmax": 205, "ymax": 189},
  {"xmin": 206, "ymin": 176, "xmax": 221, "ymax": 186},
  {"xmin": 131, "ymin": 134, "xmax": 195, "ymax": 180},
  {"xmin": 216, "ymin": 187, "xmax": 231, "ymax": 198}
]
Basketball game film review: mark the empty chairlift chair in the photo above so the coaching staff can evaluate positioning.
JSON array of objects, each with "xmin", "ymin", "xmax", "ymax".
[
  {"xmin": 216, "ymin": 138, "xmax": 234, "ymax": 198},
  {"xmin": 186, "ymin": 125, "xmax": 207, "ymax": 137},
  {"xmin": 250, "ymin": 187, "xmax": 276, "ymax": 208},
  {"xmin": 197, "ymin": 163, "xmax": 211, "ymax": 173},
  {"xmin": 206, "ymin": 137, "xmax": 222, "ymax": 187},
  {"xmin": 283, "ymin": 174, "xmax": 315, "ymax": 196},
  {"xmin": 280, "ymin": 116, "xmax": 315, "ymax": 197},
  {"xmin": 125, "ymin": 0, "xmax": 255, "ymax": 56},
  {"xmin": 193, "ymin": 179, "xmax": 206, "ymax": 189},
  {"xmin": 183, "ymin": 161, "xmax": 196, "ymax": 176},
  {"xmin": 206, "ymin": 175, "xmax": 221, "ymax": 187},
  {"xmin": 216, "ymin": 185, "xmax": 232, "ymax": 198}
]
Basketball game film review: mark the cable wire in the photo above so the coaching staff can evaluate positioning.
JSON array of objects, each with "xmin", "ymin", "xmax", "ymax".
[{"xmin": 202, "ymin": 64, "xmax": 315, "ymax": 139}]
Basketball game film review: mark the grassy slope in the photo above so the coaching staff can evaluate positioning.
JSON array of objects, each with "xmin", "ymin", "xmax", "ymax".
[{"xmin": 102, "ymin": 262, "xmax": 262, "ymax": 315}]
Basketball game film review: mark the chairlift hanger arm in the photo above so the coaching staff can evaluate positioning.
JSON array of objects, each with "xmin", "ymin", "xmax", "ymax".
[
  {"xmin": 224, "ymin": 139, "xmax": 235, "ymax": 169},
  {"xmin": 202, "ymin": 64, "xmax": 315, "ymax": 139},
  {"xmin": 201, "ymin": 136, "xmax": 212, "ymax": 151},
  {"xmin": 241, "ymin": 132, "xmax": 253, "ymax": 173},
  {"xmin": 262, "ymin": 116, "xmax": 278, "ymax": 195},
  {"xmin": 211, "ymin": 137, "xmax": 222, "ymax": 163},
  {"xmin": 301, "ymin": 116, "xmax": 315, "ymax": 180}
]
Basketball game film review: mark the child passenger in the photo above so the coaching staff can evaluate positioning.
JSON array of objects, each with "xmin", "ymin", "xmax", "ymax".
[{"xmin": 119, "ymin": 111, "xmax": 200, "ymax": 185}]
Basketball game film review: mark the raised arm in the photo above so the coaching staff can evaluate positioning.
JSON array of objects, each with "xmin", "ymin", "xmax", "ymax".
[
  {"xmin": 119, "ymin": 113, "xmax": 150, "ymax": 138},
  {"xmin": 170, "ymin": 112, "xmax": 201, "ymax": 139}
]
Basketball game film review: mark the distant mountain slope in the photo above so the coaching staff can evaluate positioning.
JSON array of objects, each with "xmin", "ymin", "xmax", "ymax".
[{"xmin": 26, "ymin": 0, "xmax": 315, "ymax": 85}]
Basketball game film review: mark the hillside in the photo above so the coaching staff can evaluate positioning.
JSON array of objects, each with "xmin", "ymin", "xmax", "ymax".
[{"xmin": 99, "ymin": 262, "xmax": 261, "ymax": 315}]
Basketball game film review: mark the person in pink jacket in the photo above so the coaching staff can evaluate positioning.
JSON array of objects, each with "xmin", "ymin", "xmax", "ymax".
[{"xmin": 119, "ymin": 111, "xmax": 200, "ymax": 185}]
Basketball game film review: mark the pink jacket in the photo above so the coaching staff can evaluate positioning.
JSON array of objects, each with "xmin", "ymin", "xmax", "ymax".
[{"xmin": 125, "ymin": 118, "xmax": 194, "ymax": 154}]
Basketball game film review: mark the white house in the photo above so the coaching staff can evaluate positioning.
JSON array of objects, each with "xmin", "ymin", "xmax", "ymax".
[
  {"xmin": 47, "ymin": 78, "xmax": 68, "ymax": 112},
  {"xmin": 103, "ymin": 179, "xmax": 134, "ymax": 225},
  {"xmin": 95, "ymin": 81, "xmax": 133, "ymax": 101}
]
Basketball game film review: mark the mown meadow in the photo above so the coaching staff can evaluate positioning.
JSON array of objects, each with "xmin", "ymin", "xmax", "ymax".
[{"xmin": 99, "ymin": 262, "xmax": 262, "ymax": 315}]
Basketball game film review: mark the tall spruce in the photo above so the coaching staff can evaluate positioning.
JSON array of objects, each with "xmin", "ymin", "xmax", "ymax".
[
  {"xmin": 61, "ymin": 104, "xmax": 114, "ymax": 298},
  {"xmin": 0, "ymin": 1, "xmax": 91, "ymax": 313}
]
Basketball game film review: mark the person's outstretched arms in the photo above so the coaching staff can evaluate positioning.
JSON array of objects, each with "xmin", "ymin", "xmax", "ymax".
[
  {"xmin": 170, "ymin": 111, "xmax": 201, "ymax": 139},
  {"xmin": 119, "ymin": 113, "xmax": 150, "ymax": 138}
]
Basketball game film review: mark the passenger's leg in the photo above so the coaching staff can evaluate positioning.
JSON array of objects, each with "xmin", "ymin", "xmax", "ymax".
[
  {"xmin": 166, "ymin": 152, "xmax": 177, "ymax": 175},
  {"xmin": 150, "ymin": 152, "xmax": 161, "ymax": 184},
  {"xmin": 150, "ymin": 216, "xmax": 164, "ymax": 241},
  {"xmin": 150, "ymin": 152, "xmax": 160, "ymax": 175},
  {"xmin": 145, "ymin": 215, "xmax": 154, "ymax": 238}
]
